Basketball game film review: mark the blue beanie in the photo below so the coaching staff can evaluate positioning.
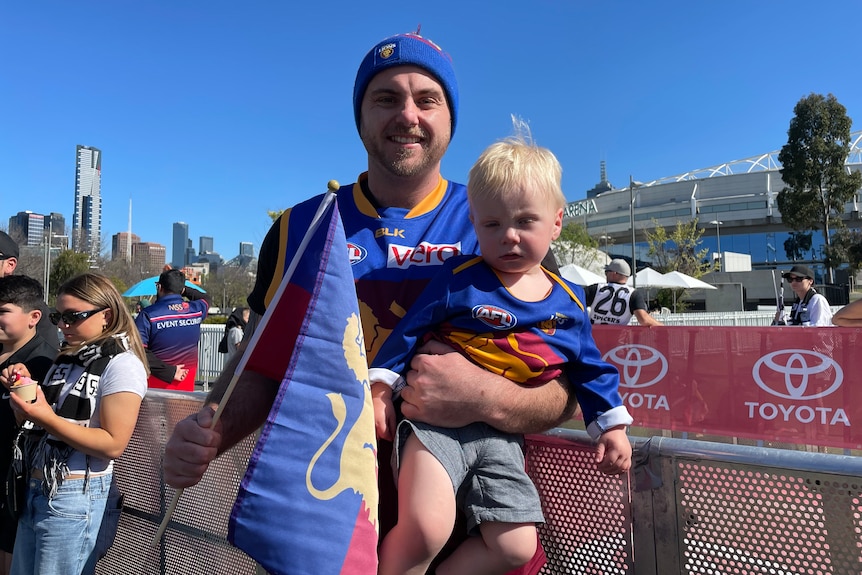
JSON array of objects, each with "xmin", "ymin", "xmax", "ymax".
[{"xmin": 353, "ymin": 33, "xmax": 459, "ymax": 137}]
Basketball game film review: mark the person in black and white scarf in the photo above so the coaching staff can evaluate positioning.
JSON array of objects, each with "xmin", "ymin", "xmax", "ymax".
[{"xmin": 0, "ymin": 273, "xmax": 148, "ymax": 575}]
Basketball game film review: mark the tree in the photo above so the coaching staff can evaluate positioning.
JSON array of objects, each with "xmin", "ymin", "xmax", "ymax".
[
  {"xmin": 203, "ymin": 265, "xmax": 256, "ymax": 311},
  {"xmin": 551, "ymin": 222, "xmax": 599, "ymax": 267},
  {"xmin": 49, "ymin": 250, "xmax": 92, "ymax": 300},
  {"xmin": 645, "ymin": 219, "xmax": 712, "ymax": 311},
  {"xmin": 776, "ymin": 93, "xmax": 862, "ymax": 283}
]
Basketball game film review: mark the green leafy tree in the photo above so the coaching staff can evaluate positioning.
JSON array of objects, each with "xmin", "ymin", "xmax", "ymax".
[
  {"xmin": 645, "ymin": 219, "xmax": 711, "ymax": 311},
  {"xmin": 268, "ymin": 209, "xmax": 286, "ymax": 222},
  {"xmin": 776, "ymin": 93, "xmax": 862, "ymax": 283},
  {"xmin": 49, "ymin": 250, "xmax": 92, "ymax": 301},
  {"xmin": 551, "ymin": 222, "xmax": 598, "ymax": 266}
]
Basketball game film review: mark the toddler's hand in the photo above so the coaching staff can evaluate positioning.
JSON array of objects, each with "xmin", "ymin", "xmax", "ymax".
[{"xmin": 595, "ymin": 426, "xmax": 632, "ymax": 475}]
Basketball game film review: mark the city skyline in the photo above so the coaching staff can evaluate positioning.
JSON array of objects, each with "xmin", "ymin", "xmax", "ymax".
[{"xmin": 2, "ymin": 199, "xmax": 254, "ymax": 262}]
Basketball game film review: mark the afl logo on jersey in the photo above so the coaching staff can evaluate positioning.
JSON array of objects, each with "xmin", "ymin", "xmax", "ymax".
[
  {"xmin": 472, "ymin": 305, "xmax": 517, "ymax": 330},
  {"xmin": 347, "ymin": 243, "xmax": 367, "ymax": 265}
]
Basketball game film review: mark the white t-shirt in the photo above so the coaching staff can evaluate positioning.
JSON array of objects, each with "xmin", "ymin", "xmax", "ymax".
[{"xmin": 49, "ymin": 351, "xmax": 148, "ymax": 474}]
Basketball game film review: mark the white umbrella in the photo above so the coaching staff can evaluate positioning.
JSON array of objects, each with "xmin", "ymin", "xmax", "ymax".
[
  {"xmin": 662, "ymin": 270, "xmax": 717, "ymax": 290},
  {"xmin": 559, "ymin": 263, "xmax": 604, "ymax": 286},
  {"xmin": 625, "ymin": 267, "xmax": 678, "ymax": 289}
]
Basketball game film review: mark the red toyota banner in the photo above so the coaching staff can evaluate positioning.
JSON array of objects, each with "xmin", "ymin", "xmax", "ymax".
[{"xmin": 591, "ymin": 326, "xmax": 860, "ymax": 450}]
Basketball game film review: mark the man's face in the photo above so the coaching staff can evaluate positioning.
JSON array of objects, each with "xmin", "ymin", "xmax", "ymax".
[
  {"xmin": 0, "ymin": 257, "xmax": 17, "ymax": 278},
  {"xmin": 605, "ymin": 270, "xmax": 626, "ymax": 284},
  {"xmin": 0, "ymin": 302, "xmax": 38, "ymax": 346},
  {"xmin": 359, "ymin": 65, "xmax": 451, "ymax": 180}
]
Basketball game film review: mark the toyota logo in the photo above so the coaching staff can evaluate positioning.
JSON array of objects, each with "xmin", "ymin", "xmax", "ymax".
[
  {"xmin": 603, "ymin": 344, "xmax": 668, "ymax": 388},
  {"xmin": 752, "ymin": 349, "xmax": 843, "ymax": 400}
]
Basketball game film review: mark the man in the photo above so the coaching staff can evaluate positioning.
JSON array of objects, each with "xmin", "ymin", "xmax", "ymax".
[
  {"xmin": 585, "ymin": 258, "xmax": 663, "ymax": 326},
  {"xmin": 0, "ymin": 231, "xmax": 59, "ymax": 349},
  {"xmin": 779, "ymin": 264, "xmax": 832, "ymax": 326},
  {"xmin": 135, "ymin": 268, "xmax": 209, "ymax": 390},
  {"xmin": 163, "ymin": 31, "xmax": 580, "ymax": 561}
]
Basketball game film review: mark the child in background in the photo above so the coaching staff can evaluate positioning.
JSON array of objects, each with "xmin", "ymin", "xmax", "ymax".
[
  {"xmin": 370, "ymin": 122, "xmax": 633, "ymax": 575},
  {"xmin": 0, "ymin": 273, "xmax": 149, "ymax": 575},
  {"xmin": 0, "ymin": 276, "xmax": 56, "ymax": 575}
]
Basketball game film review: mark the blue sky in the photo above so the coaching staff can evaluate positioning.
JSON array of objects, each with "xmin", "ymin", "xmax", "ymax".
[{"xmin": 2, "ymin": 2, "xmax": 861, "ymax": 260}]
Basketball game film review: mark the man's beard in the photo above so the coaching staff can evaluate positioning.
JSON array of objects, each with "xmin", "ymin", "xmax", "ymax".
[{"xmin": 362, "ymin": 126, "xmax": 449, "ymax": 178}]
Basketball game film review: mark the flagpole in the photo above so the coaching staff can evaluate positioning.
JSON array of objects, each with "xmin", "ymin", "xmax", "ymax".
[{"xmin": 152, "ymin": 180, "xmax": 340, "ymax": 545}]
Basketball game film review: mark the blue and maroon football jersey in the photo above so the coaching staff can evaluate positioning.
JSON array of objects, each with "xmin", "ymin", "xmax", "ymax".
[
  {"xmin": 371, "ymin": 255, "xmax": 627, "ymax": 429},
  {"xmin": 249, "ymin": 174, "xmax": 478, "ymax": 362}
]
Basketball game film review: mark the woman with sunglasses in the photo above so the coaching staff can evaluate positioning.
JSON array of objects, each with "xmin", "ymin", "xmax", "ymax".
[
  {"xmin": 0, "ymin": 273, "xmax": 148, "ymax": 575},
  {"xmin": 780, "ymin": 264, "xmax": 833, "ymax": 326}
]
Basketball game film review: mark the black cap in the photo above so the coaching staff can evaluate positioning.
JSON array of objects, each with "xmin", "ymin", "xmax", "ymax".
[
  {"xmin": 0, "ymin": 232, "xmax": 19, "ymax": 260},
  {"xmin": 782, "ymin": 264, "xmax": 814, "ymax": 280}
]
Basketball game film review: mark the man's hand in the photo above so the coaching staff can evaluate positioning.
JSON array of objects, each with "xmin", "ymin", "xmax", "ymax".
[
  {"xmin": 399, "ymin": 339, "xmax": 488, "ymax": 429},
  {"xmin": 594, "ymin": 426, "xmax": 632, "ymax": 475},
  {"xmin": 163, "ymin": 404, "xmax": 223, "ymax": 488},
  {"xmin": 399, "ymin": 339, "xmax": 574, "ymax": 434},
  {"xmin": 173, "ymin": 364, "xmax": 189, "ymax": 382}
]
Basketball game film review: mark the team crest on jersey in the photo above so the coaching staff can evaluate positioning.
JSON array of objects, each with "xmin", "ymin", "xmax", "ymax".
[
  {"xmin": 538, "ymin": 313, "xmax": 570, "ymax": 331},
  {"xmin": 347, "ymin": 243, "xmax": 367, "ymax": 265},
  {"xmin": 472, "ymin": 305, "xmax": 517, "ymax": 330}
]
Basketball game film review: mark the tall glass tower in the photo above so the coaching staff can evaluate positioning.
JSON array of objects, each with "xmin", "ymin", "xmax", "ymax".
[
  {"xmin": 72, "ymin": 145, "xmax": 102, "ymax": 255},
  {"xmin": 172, "ymin": 222, "xmax": 189, "ymax": 268}
]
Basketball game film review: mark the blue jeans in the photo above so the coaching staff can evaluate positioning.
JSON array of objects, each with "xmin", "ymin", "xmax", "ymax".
[{"xmin": 11, "ymin": 473, "xmax": 117, "ymax": 575}]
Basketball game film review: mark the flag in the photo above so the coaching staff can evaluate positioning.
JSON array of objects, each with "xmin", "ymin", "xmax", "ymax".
[{"xmin": 228, "ymin": 196, "xmax": 378, "ymax": 575}]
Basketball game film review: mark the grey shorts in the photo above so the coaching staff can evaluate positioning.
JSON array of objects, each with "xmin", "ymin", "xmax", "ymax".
[{"xmin": 395, "ymin": 420, "xmax": 544, "ymax": 533}]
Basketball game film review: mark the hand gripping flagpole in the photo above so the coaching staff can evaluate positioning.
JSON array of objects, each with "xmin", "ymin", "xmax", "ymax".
[{"xmin": 152, "ymin": 180, "xmax": 340, "ymax": 546}]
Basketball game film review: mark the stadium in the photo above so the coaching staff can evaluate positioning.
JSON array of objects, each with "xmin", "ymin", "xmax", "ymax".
[{"xmin": 568, "ymin": 130, "xmax": 862, "ymax": 287}]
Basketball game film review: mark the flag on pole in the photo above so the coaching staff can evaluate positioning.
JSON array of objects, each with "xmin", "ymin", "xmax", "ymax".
[{"xmin": 228, "ymin": 197, "xmax": 378, "ymax": 575}]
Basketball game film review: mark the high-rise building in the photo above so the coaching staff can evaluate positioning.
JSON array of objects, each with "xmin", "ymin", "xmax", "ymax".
[
  {"xmin": 46, "ymin": 213, "xmax": 66, "ymax": 243},
  {"xmin": 8, "ymin": 211, "xmax": 67, "ymax": 249},
  {"xmin": 112, "ymin": 232, "xmax": 141, "ymax": 261},
  {"xmin": 239, "ymin": 242, "xmax": 254, "ymax": 257},
  {"xmin": 72, "ymin": 145, "xmax": 102, "ymax": 255},
  {"xmin": 199, "ymin": 236, "xmax": 214, "ymax": 255},
  {"xmin": 132, "ymin": 242, "xmax": 167, "ymax": 276},
  {"xmin": 8, "ymin": 211, "xmax": 45, "ymax": 246},
  {"xmin": 172, "ymin": 222, "xmax": 189, "ymax": 268}
]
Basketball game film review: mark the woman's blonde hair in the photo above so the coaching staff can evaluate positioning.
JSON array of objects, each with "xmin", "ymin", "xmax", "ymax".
[
  {"xmin": 57, "ymin": 272, "xmax": 149, "ymax": 374},
  {"xmin": 468, "ymin": 115, "xmax": 565, "ymax": 209}
]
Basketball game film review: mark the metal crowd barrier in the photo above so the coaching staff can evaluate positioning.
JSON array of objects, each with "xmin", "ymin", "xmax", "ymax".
[{"xmin": 96, "ymin": 392, "xmax": 862, "ymax": 575}]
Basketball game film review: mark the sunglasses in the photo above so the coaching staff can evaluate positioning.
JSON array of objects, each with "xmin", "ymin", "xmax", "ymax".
[
  {"xmin": 49, "ymin": 308, "xmax": 107, "ymax": 326},
  {"xmin": 786, "ymin": 276, "xmax": 808, "ymax": 283}
]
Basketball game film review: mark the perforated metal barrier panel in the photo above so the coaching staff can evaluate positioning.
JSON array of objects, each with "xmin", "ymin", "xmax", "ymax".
[
  {"xmin": 96, "ymin": 391, "xmax": 260, "ymax": 575},
  {"xmin": 675, "ymin": 463, "xmax": 861, "ymax": 575},
  {"xmin": 96, "ymin": 393, "xmax": 862, "ymax": 575},
  {"xmin": 526, "ymin": 434, "xmax": 634, "ymax": 574}
]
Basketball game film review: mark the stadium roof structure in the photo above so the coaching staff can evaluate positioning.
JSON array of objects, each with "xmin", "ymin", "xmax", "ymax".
[{"xmin": 635, "ymin": 130, "xmax": 862, "ymax": 188}]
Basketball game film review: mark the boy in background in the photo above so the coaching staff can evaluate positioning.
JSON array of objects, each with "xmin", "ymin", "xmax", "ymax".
[
  {"xmin": 0, "ymin": 275, "xmax": 56, "ymax": 574},
  {"xmin": 370, "ymin": 123, "xmax": 632, "ymax": 575}
]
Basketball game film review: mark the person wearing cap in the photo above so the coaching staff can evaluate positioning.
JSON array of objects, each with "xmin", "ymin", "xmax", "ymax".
[
  {"xmin": 779, "ymin": 264, "xmax": 832, "ymax": 326},
  {"xmin": 585, "ymin": 259, "xmax": 663, "ymax": 326},
  {"xmin": 134, "ymin": 268, "xmax": 210, "ymax": 391},
  {"xmin": 0, "ymin": 232, "xmax": 60, "ymax": 350},
  {"xmin": 163, "ymin": 31, "xmax": 573, "ymax": 568}
]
